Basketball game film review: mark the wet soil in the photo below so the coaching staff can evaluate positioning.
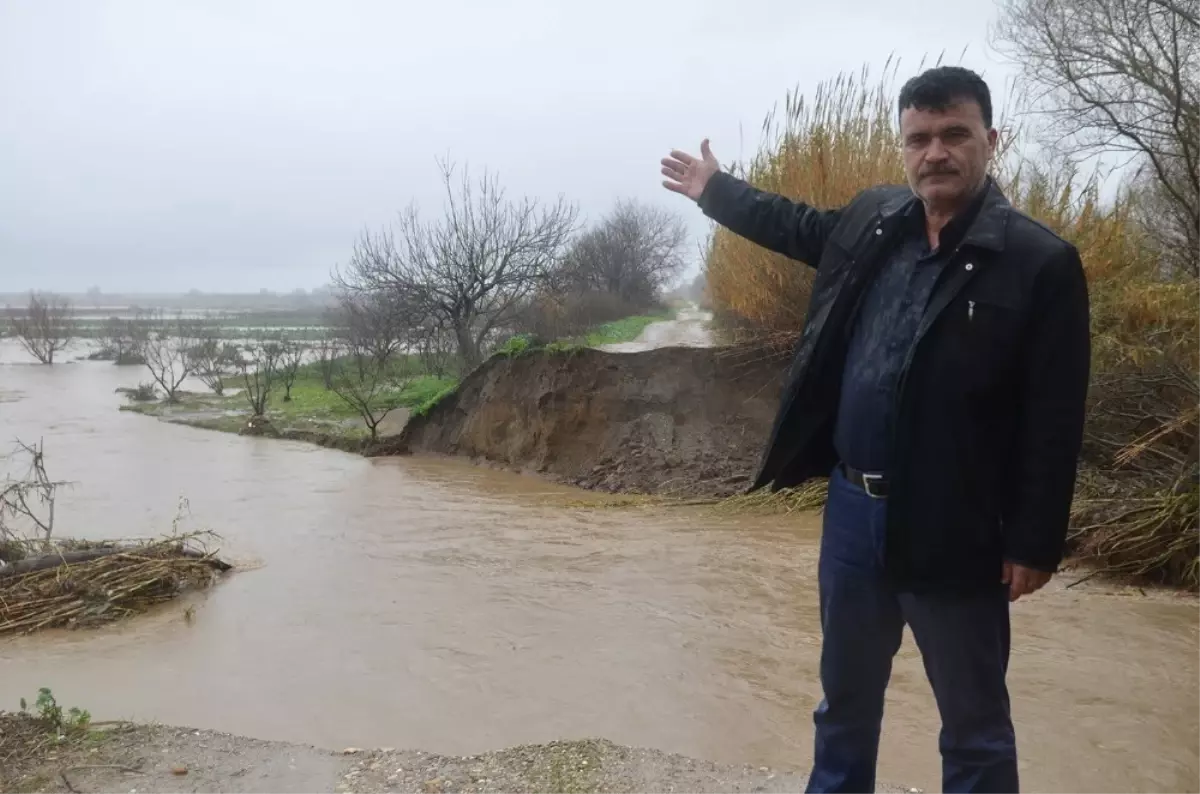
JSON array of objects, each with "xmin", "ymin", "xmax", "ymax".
[{"xmin": 399, "ymin": 345, "xmax": 786, "ymax": 498}]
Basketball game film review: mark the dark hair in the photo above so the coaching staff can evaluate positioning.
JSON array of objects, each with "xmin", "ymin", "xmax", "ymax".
[{"xmin": 897, "ymin": 66, "xmax": 993, "ymax": 128}]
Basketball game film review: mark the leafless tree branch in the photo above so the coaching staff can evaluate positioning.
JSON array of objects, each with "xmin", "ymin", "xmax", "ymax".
[
  {"xmin": 0, "ymin": 439, "xmax": 72, "ymax": 555},
  {"xmin": 992, "ymin": 0, "xmax": 1199, "ymax": 275},
  {"xmin": 334, "ymin": 158, "xmax": 579, "ymax": 369},
  {"xmin": 10, "ymin": 293, "xmax": 75, "ymax": 365}
]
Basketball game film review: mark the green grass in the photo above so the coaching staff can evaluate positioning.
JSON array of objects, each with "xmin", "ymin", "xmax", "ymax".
[
  {"xmin": 491, "ymin": 309, "xmax": 677, "ymax": 361},
  {"xmin": 409, "ymin": 380, "xmax": 459, "ymax": 417},
  {"xmin": 581, "ymin": 310, "xmax": 674, "ymax": 347},
  {"xmin": 120, "ymin": 359, "xmax": 458, "ymax": 438},
  {"xmin": 247, "ymin": 365, "xmax": 457, "ymax": 425}
]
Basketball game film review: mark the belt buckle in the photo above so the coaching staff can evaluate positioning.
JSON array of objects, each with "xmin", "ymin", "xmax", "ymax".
[{"xmin": 861, "ymin": 472, "xmax": 887, "ymax": 499}]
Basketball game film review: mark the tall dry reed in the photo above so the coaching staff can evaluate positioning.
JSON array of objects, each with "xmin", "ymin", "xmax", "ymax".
[{"xmin": 706, "ymin": 64, "xmax": 907, "ymax": 334}]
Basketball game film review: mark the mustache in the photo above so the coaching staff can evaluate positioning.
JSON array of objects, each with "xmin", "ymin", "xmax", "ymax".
[{"xmin": 920, "ymin": 166, "xmax": 959, "ymax": 178}]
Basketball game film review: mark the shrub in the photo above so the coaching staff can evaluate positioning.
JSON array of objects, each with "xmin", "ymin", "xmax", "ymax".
[
  {"xmin": 514, "ymin": 290, "xmax": 650, "ymax": 342},
  {"xmin": 126, "ymin": 382, "xmax": 158, "ymax": 403}
]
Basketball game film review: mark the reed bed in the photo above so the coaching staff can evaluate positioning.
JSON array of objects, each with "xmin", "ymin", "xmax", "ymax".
[{"xmin": 0, "ymin": 533, "xmax": 231, "ymax": 636}]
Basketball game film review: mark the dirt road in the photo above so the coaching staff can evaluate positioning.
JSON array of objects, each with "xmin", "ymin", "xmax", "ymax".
[
  {"xmin": 3, "ymin": 721, "xmax": 919, "ymax": 793},
  {"xmin": 599, "ymin": 306, "xmax": 714, "ymax": 353}
]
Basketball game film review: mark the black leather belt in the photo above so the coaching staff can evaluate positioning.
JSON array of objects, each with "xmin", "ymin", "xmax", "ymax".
[{"xmin": 841, "ymin": 463, "xmax": 889, "ymax": 498}]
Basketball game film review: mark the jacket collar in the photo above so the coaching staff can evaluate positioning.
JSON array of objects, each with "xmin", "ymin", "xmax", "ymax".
[{"xmin": 878, "ymin": 177, "xmax": 1009, "ymax": 252}]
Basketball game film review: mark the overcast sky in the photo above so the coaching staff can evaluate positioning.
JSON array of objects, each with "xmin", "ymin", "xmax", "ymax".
[{"xmin": 0, "ymin": 0, "xmax": 1016, "ymax": 294}]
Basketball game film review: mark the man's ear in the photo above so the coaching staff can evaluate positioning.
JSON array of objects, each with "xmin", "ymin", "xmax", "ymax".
[{"xmin": 986, "ymin": 127, "xmax": 999, "ymax": 159}]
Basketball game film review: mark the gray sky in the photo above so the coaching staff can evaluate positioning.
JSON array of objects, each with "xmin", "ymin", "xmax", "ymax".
[{"xmin": 0, "ymin": 0, "xmax": 1015, "ymax": 294}]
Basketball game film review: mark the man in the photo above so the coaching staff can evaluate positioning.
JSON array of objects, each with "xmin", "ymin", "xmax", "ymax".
[{"xmin": 661, "ymin": 67, "xmax": 1090, "ymax": 793}]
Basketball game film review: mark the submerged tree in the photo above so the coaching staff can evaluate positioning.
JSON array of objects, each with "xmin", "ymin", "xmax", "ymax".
[
  {"xmin": 11, "ymin": 293, "xmax": 75, "ymax": 365},
  {"xmin": 99, "ymin": 315, "xmax": 148, "ymax": 366},
  {"xmin": 141, "ymin": 318, "xmax": 198, "ymax": 402},
  {"xmin": 187, "ymin": 336, "xmax": 240, "ymax": 396}
]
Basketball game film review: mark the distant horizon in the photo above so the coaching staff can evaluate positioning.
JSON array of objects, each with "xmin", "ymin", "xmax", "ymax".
[{"xmin": 0, "ymin": 286, "xmax": 336, "ymax": 297}]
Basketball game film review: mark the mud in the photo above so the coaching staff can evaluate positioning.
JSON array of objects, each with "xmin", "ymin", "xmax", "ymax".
[{"xmin": 398, "ymin": 346, "xmax": 786, "ymax": 498}]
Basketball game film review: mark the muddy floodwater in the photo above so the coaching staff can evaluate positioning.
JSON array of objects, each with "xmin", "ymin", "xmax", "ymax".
[{"xmin": 0, "ymin": 341, "xmax": 1197, "ymax": 793}]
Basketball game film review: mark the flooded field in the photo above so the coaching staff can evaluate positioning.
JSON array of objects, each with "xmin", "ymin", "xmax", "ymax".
[{"xmin": 0, "ymin": 341, "xmax": 1196, "ymax": 792}]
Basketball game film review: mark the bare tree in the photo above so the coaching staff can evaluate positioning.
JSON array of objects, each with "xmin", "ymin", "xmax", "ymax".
[
  {"xmin": 0, "ymin": 439, "xmax": 70, "ymax": 554},
  {"xmin": 335, "ymin": 158, "xmax": 578, "ymax": 369},
  {"xmin": 563, "ymin": 199, "xmax": 689, "ymax": 306},
  {"xmin": 236, "ymin": 341, "xmax": 284, "ymax": 417},
  {"xmin": 338, "ymin": 291, "xmax": 406, "ymax": 373},
  {"xmin": 992, "ymin": 0, "xmax": 1200, "ymax": 274},
  {"xmin": 187, "ymin": 336, "xmax": 239, "ymax": 395},
  {"xmin": 141, "ymin": 318, "xmax": 197, "ymax": 402},
  {"xmin": 411, "ymin": 320, "xmax": 456, "ymax": 378},
  {"xmin": 331, "ymin": 352, "xmax": 406, "ymax": 441},
  {"xmin": 11, "ymin": 293, "xmax": 75, "ymax": 365},
  {"xmin": 327, "ymin": 290, "xmax": 417, "ymax": 440},
  {"xmin": 312, "ymin": 330, "xmax": 343, "ymax": 390},
  {"xmin": 276, "ymin": 339, "xmax": 306, "ymax": 401}
]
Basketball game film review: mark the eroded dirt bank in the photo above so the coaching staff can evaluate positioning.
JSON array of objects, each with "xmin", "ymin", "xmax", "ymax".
[{"xmin": 397, "ymin": 346, "xmax": 786, "ymax": 498}]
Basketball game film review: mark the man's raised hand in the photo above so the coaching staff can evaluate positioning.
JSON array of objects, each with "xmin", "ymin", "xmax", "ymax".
[{"xmin": 661, "ymin": 139, "xmax": 720, "ymax": 201}]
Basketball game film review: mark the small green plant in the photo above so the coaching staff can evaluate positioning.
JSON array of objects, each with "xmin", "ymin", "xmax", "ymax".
[
  {"xmin": 25, "ymin": 688, "xmax": 90, "ymax": 734},
  {"xmin": 543, "ymin": 340, "xmax": 585, "ymax": 355},
  {"xmin": 494, "ymin": 334, "xmax": 535, "ymax": 358}
]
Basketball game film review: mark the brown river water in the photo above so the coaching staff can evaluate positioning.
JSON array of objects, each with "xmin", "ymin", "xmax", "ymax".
[{"xmin": 1, "ymin": 342, "xmax": 1197, "ymax": 792}]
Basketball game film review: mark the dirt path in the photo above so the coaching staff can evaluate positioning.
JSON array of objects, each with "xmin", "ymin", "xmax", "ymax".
[
  {"xmin": 4, "ymin": 721, "xmax": 919, "ymax": 793},
  {"xmin": 599, "ymin": 306, "xmax": 714, "ymax": 353}
]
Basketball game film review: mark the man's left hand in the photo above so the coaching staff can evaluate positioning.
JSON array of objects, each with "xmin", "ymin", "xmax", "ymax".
[{"xmin": 1001, "ymin": 561, "xmax": 1052, "ymax": 602}]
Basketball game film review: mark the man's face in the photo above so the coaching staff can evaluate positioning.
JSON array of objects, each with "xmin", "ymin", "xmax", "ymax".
[{"xmin": 900, "ymin": 99, "xmax": 997, "ymax": 210}]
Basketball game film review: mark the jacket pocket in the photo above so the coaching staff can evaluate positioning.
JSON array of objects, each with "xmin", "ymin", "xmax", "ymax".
[{"xmin": 953, "ymin": 296, "xmax": 1023, "ymax": 395}]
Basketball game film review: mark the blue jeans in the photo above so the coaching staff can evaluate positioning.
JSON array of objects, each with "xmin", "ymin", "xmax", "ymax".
[{"xmin": 805, "ymin": 467, "xmax": 1018, "ymax": 793}]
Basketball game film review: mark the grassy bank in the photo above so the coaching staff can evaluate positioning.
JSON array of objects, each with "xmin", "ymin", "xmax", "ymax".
[
  {"xmin": 492, "ymin": 309, "xmax": 677, "ymax": 359},
  {"xmin": 122, "ymin": 360, "xmax": 455, "ymax": 443},
  {"xmin": 581, "ymin": 310, "xmax": 674, "ymax": 346}
]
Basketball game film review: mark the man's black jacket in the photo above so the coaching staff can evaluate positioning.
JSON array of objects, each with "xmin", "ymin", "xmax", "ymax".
[{"xmin": 698, "ymin": 172, "xmax": 1091, "ymax": 592}]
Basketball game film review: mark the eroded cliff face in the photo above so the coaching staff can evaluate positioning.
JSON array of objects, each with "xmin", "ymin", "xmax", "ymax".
[{"xmin": 397, "ymin": 346, "xmax": 787, "ymax": 498}]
